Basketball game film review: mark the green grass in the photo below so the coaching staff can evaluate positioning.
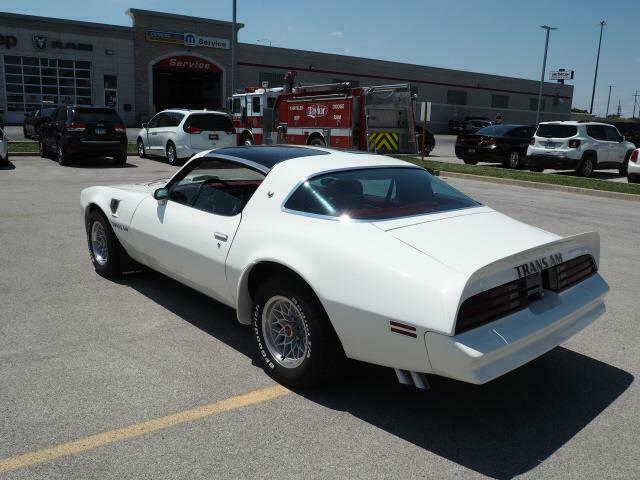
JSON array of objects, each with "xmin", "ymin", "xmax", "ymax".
[
  {"xmin": 9, "ymin": 142, "xmax": 138, "ymax": 153},
  {"xmin": 403, "ymin": 157, "xmax": 640, "ymax": 195}
]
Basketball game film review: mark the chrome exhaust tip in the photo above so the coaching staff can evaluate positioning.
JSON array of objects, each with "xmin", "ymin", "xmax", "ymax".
[{"xmin": 394, "ymin": 369, "xmax": 430, "ymax": 390}]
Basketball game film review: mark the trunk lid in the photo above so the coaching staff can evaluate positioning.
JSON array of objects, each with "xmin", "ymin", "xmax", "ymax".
[{"xmin": 376, "ymin": 209, "xmax": 561, "ymax": 275}]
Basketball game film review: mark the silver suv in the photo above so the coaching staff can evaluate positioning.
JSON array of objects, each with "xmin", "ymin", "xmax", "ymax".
[{"xmin": 526, "ymin": 121, "xmax": 636, "ymax": 177}]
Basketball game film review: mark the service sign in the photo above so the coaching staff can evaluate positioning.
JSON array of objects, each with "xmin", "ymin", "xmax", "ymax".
[
  {"xmin": 184, "ymin": 33, "xmax": 229, "ymax": 49},
  {"xmin": 550, "ymin": 70, "xmax": 574, "ymax": 80}
]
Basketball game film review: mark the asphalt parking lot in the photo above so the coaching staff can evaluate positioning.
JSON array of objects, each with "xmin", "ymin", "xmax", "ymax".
[{"xmin": 0, "ymin": 155, "xmax": 638, "ymax": 479}]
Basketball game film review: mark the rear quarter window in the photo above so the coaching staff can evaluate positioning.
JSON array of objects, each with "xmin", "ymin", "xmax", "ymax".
[
  {"xmin": 185, "ymin": 114, "xmax": 233, "ymax": 132},
  {"xmin": 536, "ymin": 124, "xmax": 577, "ymax": 138}
]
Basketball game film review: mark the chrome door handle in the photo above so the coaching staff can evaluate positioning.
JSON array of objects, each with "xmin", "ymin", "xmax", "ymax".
[{"xmin": 214, "ymin": 232, "xmax": 228, "ymax": 242}]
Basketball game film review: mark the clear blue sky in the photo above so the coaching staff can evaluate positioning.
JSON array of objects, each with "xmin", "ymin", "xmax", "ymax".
[{"xmin": 5, "ymin": 0, "xmax": 639, "ymax": 116}]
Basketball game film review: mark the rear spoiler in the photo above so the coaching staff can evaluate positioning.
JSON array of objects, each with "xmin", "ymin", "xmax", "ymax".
[{"xmin": 462, "ymin": 232, "xmax": 600, "ymax": 300}]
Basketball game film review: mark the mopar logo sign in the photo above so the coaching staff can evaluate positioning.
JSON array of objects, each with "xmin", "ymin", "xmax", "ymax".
[{"xmin": 184, "ymin": 33, "xmax": 197, "ymax": 47}]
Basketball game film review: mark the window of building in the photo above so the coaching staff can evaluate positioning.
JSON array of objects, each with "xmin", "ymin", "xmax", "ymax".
[
  {"xmin": 491, "ymin": 95, "xmax": 509, "ymax": 109},
  {"xmin": 3, "ymin": 54, "xmax": 92, "ymax": 112},
  {"xmin": 529, "ymin": 98, "xmax": 546, "ymax": 111},
  {"xmin": 104, "ymin": 75, "xmax": 117, "ymax": 108},
  {"xmin": 447, "ymin": 90, "xmax": 467, "ymax": 105}
]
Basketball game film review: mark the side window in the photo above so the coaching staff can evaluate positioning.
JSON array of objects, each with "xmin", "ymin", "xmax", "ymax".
[
  {"xmin": 605, "ymin": 126, "xmax": 621, "ymax": 142},
  {"xmin": 147, "ymin": 114, "xmax": 161, "ymax": 128},
  {"xmin": 506, "ymin": 128, "xmax": 524, "ymax": 138},
  {"xmin": 251, "ymin": 96, "xmax": 261, "ymax": 114},
  {"xmin": 54, "ymin": 107, "xmax": 67, "ymax": 121},
  {"xmin": 232, "ymin": 98, "xmax": 242, "ymax": 114},
  {"xmin": 157, "ymin": 113, "xmax": 174, "ymax": 127},
  {"xmin": 167, "ymin": 112, "xmax": 184, "ymax": 127},
  {"xmin": 587, "ymin": 125, "xmax": 605, "ymax": 141},
  {"xmin": 168, "ymin": 158, "xmax": 265, "ymax": 216}
]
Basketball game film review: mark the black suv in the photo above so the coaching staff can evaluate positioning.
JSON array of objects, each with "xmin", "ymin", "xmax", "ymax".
[
  {"xmin": 39, "ymin": 106, "xmax": 127, "ymax": 166},
  {"xmin": 23, "ymin": 102, "xmax": 57, "ymax": 140}
]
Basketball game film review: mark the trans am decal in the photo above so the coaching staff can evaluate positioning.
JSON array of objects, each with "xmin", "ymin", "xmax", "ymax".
[{"xmin": 515, "ymin": 252, "xmax": 563, "ymax": 278}]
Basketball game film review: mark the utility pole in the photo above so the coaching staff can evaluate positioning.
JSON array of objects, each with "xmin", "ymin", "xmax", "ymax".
[
  {"xmin": 536, "ymin": 25, "xmax": 556, "ymax": 126},
  {"xmin": 633, "ymin": 90, "xmax": 639, "ymax": 119},
  {"xmin": 617, "ymin": 99, "xmax": 621, "ymax": 117},
  {"xmin": 605, "ymin": 85, "xmax": 614, "ymax": 117},
  {"xmin": 230, "ymin": 0, "xmax": 237, "ymax": 96},
  {"xmin": 589, "ymin": 21, "xmax": 606, "ymax": 114}
]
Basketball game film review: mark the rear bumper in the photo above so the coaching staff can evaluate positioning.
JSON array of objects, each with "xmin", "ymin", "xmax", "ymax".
[
  {"xmin": 424, "ymin": 273, "xmax": 608, "ymax": 384},
  {"xmin": 526, "ymin": 154, "xmax": 580, "ymax": 169},
  {"xmin": 455, "ymin": 145, "xmax": 503, "ymax": 162},
  {"xmin": 65, "ymin": 137, "xmax": 127, "ymax": 156}
]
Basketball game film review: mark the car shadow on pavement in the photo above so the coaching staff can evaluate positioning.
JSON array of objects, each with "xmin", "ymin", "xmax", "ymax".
[
  {"xmin": 118, "ymin": 271, "xmax": 633, "ymax": 480},
  {"xmin": 65, "ymin": 156, "xmax": 139, "ymax": 168},
  {"xmin": 299, "ymin": 349, "xmax": 633, "ymax": 480},
  {"xmin": 552, "ymin": 170, "xmax": 624, "ymax": 181},
  {"xmin": 0, "ymin": 160, "xmax": 16, "ymax": 170}
]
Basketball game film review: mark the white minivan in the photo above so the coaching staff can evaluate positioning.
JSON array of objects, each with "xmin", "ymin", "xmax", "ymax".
[{"xmin": 136, "ymin": 109, "xmax": 237, "ymax": 165}]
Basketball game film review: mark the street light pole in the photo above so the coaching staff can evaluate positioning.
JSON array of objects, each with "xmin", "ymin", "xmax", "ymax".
[
  {"xmin": 589, "ymin": 21, "xmax": 606, "ymax": 114},
  {"xmin": 535, "ymin": 25, "xmax": 556, "ymax": 126},
  {"xmin": 230, "ymin": 0, "xmax": 237, "ymax": 96},
  {"xmin": 632, "ymin": 90, "xmax": 639, "ymax": 119},
  {"xmin": 605, "ymin": 85, "xmax": 614, "ymax": 117}
]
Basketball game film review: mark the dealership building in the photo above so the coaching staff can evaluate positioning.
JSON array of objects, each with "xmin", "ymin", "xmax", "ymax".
[{"xmin": 0, "ymin": 8, "xmax": 573, "ymax": 132}]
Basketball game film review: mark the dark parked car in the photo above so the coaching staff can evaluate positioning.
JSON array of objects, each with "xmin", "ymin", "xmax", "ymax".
[
  {"xmin": 23, "ymin": 104, "xmax": 57, "ymax": 140},
  {"xmin": 448, "ymin": 120, "xmax": 464, "ymax": 135},
  {"xmin": 455, "ymin": 124, "xmax": 536, "ymax": 168},
  {"xmin": 39, "ymin": 106, "xmax": 128, "ymax": 166}
]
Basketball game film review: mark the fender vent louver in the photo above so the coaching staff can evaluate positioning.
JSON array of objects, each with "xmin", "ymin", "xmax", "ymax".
[{"xmin": 109, "ymin": 199, "xmax": 121, "ymax": 215}]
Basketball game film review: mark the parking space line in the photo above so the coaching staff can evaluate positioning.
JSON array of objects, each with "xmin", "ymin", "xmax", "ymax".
[{"xmin": 0, "ymin": 384, "xmax": 291, "ymax": 474}]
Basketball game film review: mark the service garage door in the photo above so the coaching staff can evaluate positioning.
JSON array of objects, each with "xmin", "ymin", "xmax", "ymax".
[{"xmin": 152, "ymin": 55, "xmax": 223, "ymax": 113}]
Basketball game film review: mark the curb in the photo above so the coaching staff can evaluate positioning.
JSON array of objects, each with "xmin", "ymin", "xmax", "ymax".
[{"xmin": 440, "ymin": 171, "xmax": 640, "ymax": 203}]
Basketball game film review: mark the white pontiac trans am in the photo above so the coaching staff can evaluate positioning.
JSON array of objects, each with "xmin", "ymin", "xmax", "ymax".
[{"xmin": 80, "ymin": 146, "xmax": 609, "ymax": 388}]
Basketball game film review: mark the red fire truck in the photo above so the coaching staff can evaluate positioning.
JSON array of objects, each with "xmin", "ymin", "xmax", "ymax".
[{"xmin": 229, "ymin": 79, "xmax": 417, "ymax": 154}]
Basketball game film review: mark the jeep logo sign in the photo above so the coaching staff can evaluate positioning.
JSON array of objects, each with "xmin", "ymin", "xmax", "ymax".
[{"xmin": 0, "ymin": 34, "xmax": 17, "ymax": 49}]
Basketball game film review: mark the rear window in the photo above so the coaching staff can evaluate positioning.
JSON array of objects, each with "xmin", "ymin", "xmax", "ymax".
[
  {"xmin": 476, "ymin": 125, "xmax": 512, "ymax": 136},
  {"xmin": 536, "ymin": 124, "xmax": 577, "ymax": 138},
  {"xmin": 185, "ymin": 113, "xmax": 232, "ymax": 132},
  {"xmin": 284, "ymin": 167, "xmax": 480, "ymax": 220},
  {"xmin": 73, "ymin": 108, "xmax": 121, "ymax": 123}
]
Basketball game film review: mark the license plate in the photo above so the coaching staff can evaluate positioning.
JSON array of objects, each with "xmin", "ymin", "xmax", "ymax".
[
  {"xmin": 468, "ymin": 148, "xmax": 476, "ymax": 153},
  {"xmin": 209, "ymin": 134, "xmax": 219, "ymax": 140},
  {"xmin": 545, "ymin": 141, "xmax": 556, "ymax": 149},
  {"xmin": 95, "ymin": 128, "xmax": 106, "ymax": 135}
]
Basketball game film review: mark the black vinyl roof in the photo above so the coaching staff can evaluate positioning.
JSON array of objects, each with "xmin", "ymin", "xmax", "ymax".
[{"xmin": 207, "ymin": 146, "xmax": 329, "ymax": 170}]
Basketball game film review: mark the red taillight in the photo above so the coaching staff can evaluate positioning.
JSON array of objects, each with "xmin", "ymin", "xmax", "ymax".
[
  {"xmin": 568, "ymin": 139, "xmax": 581, "ymax": 149},
  {"xmin": 630, "ymin": 150, "xmax": 639, "ymax": 163},
  {"xmin": 67, "ymin": 122, "xmax": 86, "ymax": 132},
  {"xmin": 114, "ymin": 123, "xmax": 126, "ymax": 133},
  {"xmin": 456, "ymin": 135, "xmax": 463, "ymax": 144},
  {"xmin": 184, "ymin": 125, "xmax": 202, "ymax": 134},
  {"xmin": 529, "ymin": 138, "xmax": 535, "ymax": 146}
]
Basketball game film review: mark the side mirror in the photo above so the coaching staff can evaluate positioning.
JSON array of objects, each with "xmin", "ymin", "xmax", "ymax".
[
  {"xmin": 621, "ymin": 135, "xmax": 625, "ymax": 143},
  {"xmin": 142, "ymin": 122, "xmax": 148, "ymax": 129},
  {"xmin": 154, "ymin": 187, "xmax": 169, "ymax": 204}
]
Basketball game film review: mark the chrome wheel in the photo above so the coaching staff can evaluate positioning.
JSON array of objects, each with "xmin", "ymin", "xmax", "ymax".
[
  {"xmin": 583, "ymin": 158, "xmax": 593, "ymax": 177},
  {"xmin": 90, "ymin": 221, "xmax": 108, "ymax": 266},
  {"xmin": 167, "ymin": 144, "xmax": 176, "ymax": 165},
  {"xmin": 137, "ymin": 139, "xmax": 145, "ymax": 157},
  {"xmin": 508, "ymin": 151, "xmax": 520, "ymax": 169},
  {"xmin": 262, "ymin": 296, "xmax": 309, "ymax": 369},
  {"xmin": 243, "ymin": 136, "xmax": 253, "ymax": 146}
]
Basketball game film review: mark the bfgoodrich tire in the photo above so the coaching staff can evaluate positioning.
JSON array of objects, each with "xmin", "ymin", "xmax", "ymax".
[
  {"xmin": 252, "ymin": 277, "xmax": 342, "ymax": 387},
  {"xmin": 86, "ymin": 210, "xmax": 122, "ymax": 277}
]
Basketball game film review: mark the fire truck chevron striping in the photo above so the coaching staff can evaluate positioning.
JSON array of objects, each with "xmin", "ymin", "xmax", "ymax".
[
  {"xmin": 229, "ymin": 80, "xmax": 417, "ymax": 153},
  {"xmin": 368, "ymin": 131, "xmax": 399, "ymax": 153}
]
